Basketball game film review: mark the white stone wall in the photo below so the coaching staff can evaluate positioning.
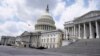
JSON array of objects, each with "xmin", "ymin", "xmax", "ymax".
[
  {"xmin": 31, "ymin": 36, "xmax": 39, "ymax": 48},
  {"xmin": 40, "ymin": 31, "xmax": 62, "ymax": 48}
]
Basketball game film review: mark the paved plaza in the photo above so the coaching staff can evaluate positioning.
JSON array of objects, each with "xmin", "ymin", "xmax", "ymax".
[
  {"xmin": 0, "ymin": 46, "xmax": 89, "ymax": 56},
  {"xmin": 0, "ymin": 39, "xmax": 100, "ymax": 56}
]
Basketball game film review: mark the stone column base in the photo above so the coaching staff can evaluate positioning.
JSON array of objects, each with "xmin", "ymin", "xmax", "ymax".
[
  {"xmin": 96, "ymin": 36, "xmax": 99, "ymax": 39},
  {"xmin": 84, "ymin": 37, "xmax": 87, "ymax": 39},
  {"xmin": 89, "ymin": 36, "xmax": 93, "ymax": 39},
  {"xmin": 78, "ymin": 37, "xmax": 81, "ymax": 39}
]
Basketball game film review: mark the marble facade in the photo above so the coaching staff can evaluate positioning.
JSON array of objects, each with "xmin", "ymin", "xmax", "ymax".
[{"xmin": 64, "ymin": 11, "xmax": 100, "ymax": 39}]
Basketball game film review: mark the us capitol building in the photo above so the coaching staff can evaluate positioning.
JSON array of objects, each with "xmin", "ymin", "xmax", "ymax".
[
  {"xmin": 1, "ymin": 5, "xmax": 100, "ymax": 49},
  {"xmin": 14, "ymin": 5, "xmax": 63, "ymax": 48}
]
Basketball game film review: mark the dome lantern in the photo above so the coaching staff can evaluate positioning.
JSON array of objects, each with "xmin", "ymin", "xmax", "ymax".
[{"xmin": 46, "ymin": 4, "xmax": 49, "ymax": 13}]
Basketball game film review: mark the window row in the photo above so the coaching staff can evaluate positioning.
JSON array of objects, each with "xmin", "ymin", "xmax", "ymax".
[
  {"xmin": 41, "ymin": 44, "xmax": 57, "ymax": 48},
  {"xmin": 41, "ymin": 38, "xmax": 56, "ymax": 43},
  {"xmin": 41, "ymin": 34, "xmax": 57, "ymax": 37}
]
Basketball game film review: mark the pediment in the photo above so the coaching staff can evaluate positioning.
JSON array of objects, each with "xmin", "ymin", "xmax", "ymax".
[
  {"xmin": 74, "ymin": 10, "xmax": 100, "ymax": 22},
  {"xmin": 81, "ymin": 11, "xmax": 100, "ymax": 19},
  {"xmin": 21, "ymin": 31, "xmax": 30, "ymax": 36}
]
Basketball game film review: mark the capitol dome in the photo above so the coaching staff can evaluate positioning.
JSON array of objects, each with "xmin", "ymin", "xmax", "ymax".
[{"xmin": 35, "ymin": 5, "xmax": 56, "ymax": 32}]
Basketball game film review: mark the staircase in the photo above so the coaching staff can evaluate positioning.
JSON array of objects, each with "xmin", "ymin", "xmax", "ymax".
[{"xmin": 44, "ymin": 39, "xmax": 100, "ymax": 55}]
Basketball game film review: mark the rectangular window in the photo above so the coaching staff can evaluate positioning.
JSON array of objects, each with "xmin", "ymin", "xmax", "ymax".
[
  {"xmin": 42, "ymin": 39, "xmax": 43, "ymax": 42},
  {"xmin": 47, "ymin": 38, "xmax": 48, "ymax": 43},
  {"xmin": 51, "ymin": 38, "xmax": 52, "ymax": 42},
  {"xmin": 44, "ymin": 39, "xmax": 45, "ymax": 42},
  {"xmin": 54, "ymin": 38, "xmax": 55, "ymax": 42}
]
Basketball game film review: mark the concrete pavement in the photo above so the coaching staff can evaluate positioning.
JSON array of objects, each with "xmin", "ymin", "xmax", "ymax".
[{"xmin": 0, "ymin": 46, "xmax": 88, "ymax": 56}]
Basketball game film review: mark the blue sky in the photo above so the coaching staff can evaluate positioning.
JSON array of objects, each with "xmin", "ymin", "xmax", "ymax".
[{"xmin": 0, "ymin": 0, "xmax": 100, "ymax": 38}]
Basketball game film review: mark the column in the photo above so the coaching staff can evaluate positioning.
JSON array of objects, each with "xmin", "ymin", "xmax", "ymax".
[
  {"xmin": 43, "ymin": 25, "xmax": 45, "ymax": 30},
  {"xmin": 73, "ymin": 26, "xmax": 74, "ymax": 37},
  {"xmin": 72, "ymin": 27, "xmax": 74, "ymax": 38},
  {"xmin": 71, "ymin": 27, "xmax": 73, "ymax": 38},
  {"xmin": 46, "ymin": 25, "xmax": 47, "ymax": 30},
  {"xmin": 39, "ymin": 26, "xmax": 40, "ymax": 30},
  {"xmin": 68, "ymin": 27, "xmax": 70, "ymax": 35},
  {"xmin": 43, "ymin": 25, "xmax": 44, "ymax": 30},
  {"xmin": 45, "ymin": 25, "xmax": 47, "ymax": 30},
  {"xmin": 38, "ymin": 26, "xmax": 41, "ymax": 29},
  {"xmin": 47, "ymin": 26, "xmax": 48, "ymax": 30},
  {"xmin": 38, "ymin": 26, "xmax": 39, "ymax": 30},
  {"xmin": 42, "ymin": 25, "xmax": 43, "ymax": 30},
  {"xmin": 89, "ymin": 22, "xmax": 93, "ymax": 39},
  {"xmin": 70, "ymin": 27, "xmax": 71, "ymax": 36},
  {"xmin": 48, "ymin": 26, "xmax": 50, "ymax": 30},
  {"xmin": 78, "ymin": 24, "xmax": 81, "ymax": 39},
  {"xmin": 74, "ymin": 25, "xmax": 76, "ymax": 38},
  {"xmin": 40, "ymin": 25, "xmax": 41, "ymax": 30},
  {"xmin": 84, "ymin": 23, "xmax": 87, "ymax": 39},
  {"xmin": 76, "ymin": 25, "xmax": 78, "ymax": 38},
  {"xmin": 66, "ymin": 29, "xmax": 68, "ymax": 39},
  {"xmin": 65, "ymin": 29, "xmax": 67, "ymax": 39},
  {"xmin": 95, "ymin": 21, "xmax": 99, "ymax": 38},
  {"xmin": 46, "ymin": 26, "xmax": 48, "ymax": 30},
  {"xmin": 67, "ymin": 27, "xmax": 69, "ymax": 40},
  {"xmin": 71, "ymin": 27, "xmax": 72, "ymax": 37},
  {"xmin": 73, "ymin": 27, "xmax": 74, "ymax": 38},
  {"xmin": 41, "ymin": 25, "xmax": 43, "ymax": 30},
  {"xmin": 41, "ymin": 25, "xmax": 42, "ymax": 30},
  {"xmin": 44, "ymin": 25, "xmax": 45, "ymax": 30}
]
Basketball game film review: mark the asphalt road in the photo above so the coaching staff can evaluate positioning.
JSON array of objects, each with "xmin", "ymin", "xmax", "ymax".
[{"xmin": 0, "ymin": 46, "xmax": 90, "ymax": 56}]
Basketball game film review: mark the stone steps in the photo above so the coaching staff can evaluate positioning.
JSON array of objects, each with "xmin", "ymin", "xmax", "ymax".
[{"xmin": 44, "ymin": 39, "xmax": 100, "ymax": 55}]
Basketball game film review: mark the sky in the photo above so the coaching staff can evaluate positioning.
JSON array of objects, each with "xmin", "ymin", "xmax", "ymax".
[{"xmin": 0, "ymin": 0, "xmax": 100, "ymax": 38}]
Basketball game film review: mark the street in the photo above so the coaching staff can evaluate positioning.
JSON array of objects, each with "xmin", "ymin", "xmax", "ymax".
[
  {"xmin": 0, "ymin": 46, "xmax": 58, "ymax": 56},
  {"xmin": 0, "ymin": 46, "xmax": 89, "ymax": 56}
]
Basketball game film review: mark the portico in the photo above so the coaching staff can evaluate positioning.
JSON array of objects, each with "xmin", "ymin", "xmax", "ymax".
[{"xmin": 64, "ymin": 11, "xmax": 100, "ymax": 39}]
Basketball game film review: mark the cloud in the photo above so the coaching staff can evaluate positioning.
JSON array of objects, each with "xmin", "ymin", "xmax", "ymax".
[
  {"xmin": 0, "ymin": 21, "xmax": 34, "ymax": 36},
  {"xmin": 0, "ymin": 0, "xmax": 100, "ymax": 38},
  {"xmin": 55, "ymin": 0, "xmax": 100, "ymax": 29},
  {"xmin": 26, "ymin": 0, "xmax": 57, "ymax": 10},
  {"xmin": 53, "ymin": 1, "xmax": 66, "ymax": 17},
  {"xmin": 0, "ymin": 0, "xmax": 59, "ymax": 36}
]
